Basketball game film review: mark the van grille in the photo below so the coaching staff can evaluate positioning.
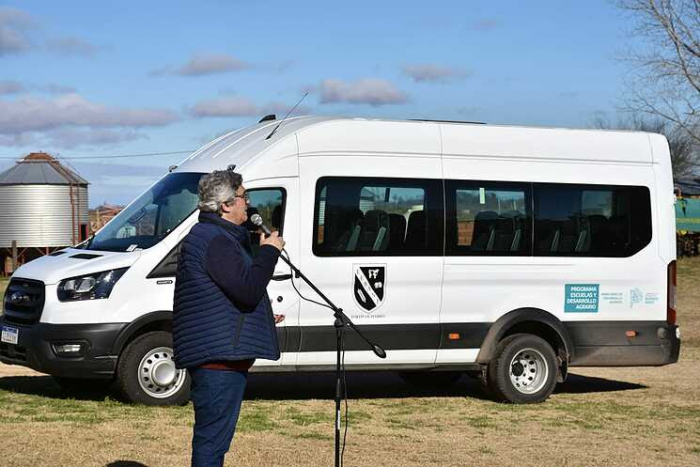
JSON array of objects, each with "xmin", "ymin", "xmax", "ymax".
[
  {"xmin": 0, "ymin": 343, "xmax": 27, "ymax": 362},
  {"xmin": 2, "ymin": 278, "xmax": 45, "ymax": 325}
]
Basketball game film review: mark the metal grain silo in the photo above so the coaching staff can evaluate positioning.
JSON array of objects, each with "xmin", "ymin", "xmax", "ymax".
[{"xmin": 0, "ymin": 153, "xmax": 89, "ymax": 258}]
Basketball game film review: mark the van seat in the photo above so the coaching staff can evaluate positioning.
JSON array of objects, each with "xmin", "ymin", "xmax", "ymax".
[
  {"xmin": 471, "ymin": 211, "xmax": 499, "ymax": 251},
  {"xmin": 495, "ymin": 211, "xmax": 523, "ymax": 252},
  {"xmin": 358, "ymin": 210, "xmax": 389, "ymax": 251},
  {"xmin": 388, "ymin": 213, "xmax": 407, "ymax": 250},
  {"xmin": 574, "ymin": 216, "xmax": 591, "ymax": 253},
  {"xmin": 557, "ymin": 218, "xmax": 579, "ymax": 253},
  {"xmin": 404, "ymin": 210, "xmax": 426, "ymax": 249},
  {"xmin": 328, "ymin": 207, "xmax": 364, "ymax": 252},
  {"xmin": 588, "ymin": 214, "xmax": 608, "ymax": 252}
]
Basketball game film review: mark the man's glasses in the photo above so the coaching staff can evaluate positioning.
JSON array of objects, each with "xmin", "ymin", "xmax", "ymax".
[{"xmin": 231, "ymin": 191, "xmax": 249, "ymax": 204}]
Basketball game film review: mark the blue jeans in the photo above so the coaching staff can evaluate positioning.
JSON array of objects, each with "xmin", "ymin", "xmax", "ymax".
[{"xmin": 189, "ymin": 367, "xmax": 249, "ymax": 467}]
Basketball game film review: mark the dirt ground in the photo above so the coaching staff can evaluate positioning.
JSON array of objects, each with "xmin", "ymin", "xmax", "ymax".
[{"xmin": 0, "ymin": 261, "xmax": 698, "ymax": 467}]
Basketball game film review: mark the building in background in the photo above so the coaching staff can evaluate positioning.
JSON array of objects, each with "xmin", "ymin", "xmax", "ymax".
[
  {"xmin": 0, "ymin": 152, "xmax": 89, "ymax": 276},
  {"xmin": 89, "ymin": 203, "xmax": 124, "ymax": 233}
]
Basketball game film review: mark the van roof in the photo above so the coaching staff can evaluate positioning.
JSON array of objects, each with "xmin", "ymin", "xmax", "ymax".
[{"xmin": 175, "ymin": 116, "xmax": 663, "ymax": 177}]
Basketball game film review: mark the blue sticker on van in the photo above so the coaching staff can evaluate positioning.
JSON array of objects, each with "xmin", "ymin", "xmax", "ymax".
[{"xmin": 565, "ymin": 284, "xmax": 599, "ymax": 313}]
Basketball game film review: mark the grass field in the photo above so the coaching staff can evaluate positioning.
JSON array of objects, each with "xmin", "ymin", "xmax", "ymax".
[{"xmin": 0, "ymin": 262, "xmax": 699, "ymax": 467}]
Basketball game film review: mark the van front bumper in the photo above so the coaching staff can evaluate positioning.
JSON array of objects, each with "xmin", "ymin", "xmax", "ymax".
[{"xmin": 0, "ymin": 319, "xmax": 127, "ymax": 378}]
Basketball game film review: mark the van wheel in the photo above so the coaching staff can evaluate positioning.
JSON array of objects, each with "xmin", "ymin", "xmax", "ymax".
[
  {"xmin": 486, "ymin": 333, "xmax": 557, "ymax": 404},
  {"xmin": 116, "ymin": 331, "xmax": 190, "ymax": 406},
  {"xmin": 399, "ymin": 371, "xmax": 462, "ymax": 387}
]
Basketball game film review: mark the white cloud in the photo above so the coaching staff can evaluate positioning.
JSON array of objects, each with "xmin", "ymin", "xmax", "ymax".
[
  {"xmin": 0, "ymin": 94, "xmax": 180, "ymax": 134},
  {"xmin": 44, "ymin": 129, "xmax": 149, "ymax": 149},
  {"xmin": 0, "ymin": 81, "xmax": 78, "ymax": 96},
  {"xmin": 46, "ymin": 36, "xmax": 98, "ymax": 58},
  {"xmin": 0, "ymin": 8, "xmax": 97, "ymax": 58},
  {"xmin": 0, "ymin": 80, "xmax": 25, "ymax": 95},
  {"xmin": 188, "ymin": 96, "xmax": 312, "ymax": 119},
  {"xmin": 0, "ymin": 7, "xmax": 34, "ymax": 56},
  {"xmin": 402, "ymin": 64, "xmax": 468, "ymax": 83},
  {"xmin": 152, "ymin": 53, "xmax": 250, "ymax": 77},
  {"xmin": 260, "ymin": 101, "xmax": 312, "ymax": 117},
  {"xmin": 189, "ymin": 97, "xmax": 258, "ymax": 118},
  {"xmin": 0, "ymin": 7, "xmax": 34, "ymax": 27},
  {"xmin": 0, "ymin": 132, "xmax": 35, "ymax": 147},
  {"xmin": 0, "ymin": 127, "xmax": 148, "ymax": 150},
  {"xmin": 313, "ymin": 79, "xmax": 409, "ymax": 106}
]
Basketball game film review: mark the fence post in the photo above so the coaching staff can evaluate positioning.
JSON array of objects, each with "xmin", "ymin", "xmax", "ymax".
[{"xmin": 11, "ymin": 240, "xmax": 17, "ymax": 273}]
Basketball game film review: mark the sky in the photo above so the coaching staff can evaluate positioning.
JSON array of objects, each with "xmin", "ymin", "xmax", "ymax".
[{"xmin": 0, "ymin": 1, "xmax": 640, "ymax": 207}]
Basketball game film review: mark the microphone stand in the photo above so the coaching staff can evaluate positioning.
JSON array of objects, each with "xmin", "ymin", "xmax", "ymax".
[{"xmin": 277, "ymin": 252, "xmax": 386, "ymax": 467}]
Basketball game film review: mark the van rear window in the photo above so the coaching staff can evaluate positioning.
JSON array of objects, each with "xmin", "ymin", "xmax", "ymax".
[
  {"xmin": 533, "ymin": 184, "xmax": 652, "ymax": 257},
  {"xmin": 446, "ymin": 181, "xmax": 652, "ymax": 258}
]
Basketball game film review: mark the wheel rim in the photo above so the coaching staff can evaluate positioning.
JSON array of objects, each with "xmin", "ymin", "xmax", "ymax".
[
  {"xmin": 137, "ymin": 347, "xmax": 186, "ymax": 399},
  {"xmin": 509, "ymin": 347, "xmax": 549, "ymax": 395}
]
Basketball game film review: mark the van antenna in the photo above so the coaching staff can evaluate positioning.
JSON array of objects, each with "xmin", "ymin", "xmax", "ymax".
[{"xmin": 265, "ymin": 92, "xmax": 309, "ymax": 140}]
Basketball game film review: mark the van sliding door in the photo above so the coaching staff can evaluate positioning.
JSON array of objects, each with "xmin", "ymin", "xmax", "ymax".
[{"xmin": 296, "ymin": 157, "xmax": 444, "ymax": 368}]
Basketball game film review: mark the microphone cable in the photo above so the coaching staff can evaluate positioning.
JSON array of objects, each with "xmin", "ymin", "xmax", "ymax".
[
  {"xmin": 279, "ymin": 248, "xmax": 350, "ymax": 467},
  {"xmin": 281, "ymin": 249, "xmax": 335, "ymax": 312}
]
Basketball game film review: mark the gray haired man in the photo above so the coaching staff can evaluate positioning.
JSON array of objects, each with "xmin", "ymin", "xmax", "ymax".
[{"xmin": 173, "ymin": 169, "xmax": 284, "ymax": 467}]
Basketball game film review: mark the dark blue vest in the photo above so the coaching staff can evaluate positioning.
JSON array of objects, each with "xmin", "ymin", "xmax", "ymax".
[{"xmin": 173, "ymin": 213, "xmax": 281, "ymax": 369}]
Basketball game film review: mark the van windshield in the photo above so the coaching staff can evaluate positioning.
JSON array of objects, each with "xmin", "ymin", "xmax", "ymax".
[{"xmin": 86, "ymin": 172, "xmax": 204, "ymax": 252}]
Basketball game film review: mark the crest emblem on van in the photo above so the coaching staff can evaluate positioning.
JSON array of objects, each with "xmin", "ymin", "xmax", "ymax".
[{"xmin": 352, "ymin": 264, "xmax": 386, "ymax": 313}]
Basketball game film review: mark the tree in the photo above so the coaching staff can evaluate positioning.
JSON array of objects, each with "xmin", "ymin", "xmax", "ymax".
[
  {"xmin": 617, "ymin": 0, "xmax": 700, "ymax": 144},
  {"xmin": 593, "ymin": 114, "xmax": 698, "ymax": 177}
]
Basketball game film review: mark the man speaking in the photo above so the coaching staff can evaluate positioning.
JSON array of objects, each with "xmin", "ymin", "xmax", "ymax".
[{"xmin": 173, "ymin": 169, "xmax": 285, "ymax": 467}]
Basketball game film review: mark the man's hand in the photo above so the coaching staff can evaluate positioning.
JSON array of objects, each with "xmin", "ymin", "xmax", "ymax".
[
  {"xmin": 260, "ymin": 231, "xmax": 285, "ymax": 251},
  {"xmin": 274, "ymin": 314, "xmax": 285, "ymax": 324}
]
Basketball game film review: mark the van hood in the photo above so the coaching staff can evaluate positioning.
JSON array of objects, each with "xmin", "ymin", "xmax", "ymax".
[{"xmin": 11, "ymin": 248, "xmax": 142, "ymax": 285}]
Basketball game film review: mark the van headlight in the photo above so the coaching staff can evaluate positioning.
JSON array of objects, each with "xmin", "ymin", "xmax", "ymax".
[{"xmin": 57, "ymin": 268, "xmax": 128, "ymax": 302}]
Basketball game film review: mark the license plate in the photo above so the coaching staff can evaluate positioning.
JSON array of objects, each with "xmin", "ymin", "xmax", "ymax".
[{"xmin": 1, "ymin": 326, "xmax": 18, "ymax": 345}]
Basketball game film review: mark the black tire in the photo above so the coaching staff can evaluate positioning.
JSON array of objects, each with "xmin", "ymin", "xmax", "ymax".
[
  {"xmin": 399, "ymin": 371, "xmax": 462, "ymax": 387},
  {"xmin": 116, "ymin": 331, "xmax": 190, "ymax": 406},
  {"xmin": 486, "ymin": 333, "xmax": 558, "ymax": 404},
  {"xmin": 53, "ymin": 376, "xmax": 113, "ymax": 395}
]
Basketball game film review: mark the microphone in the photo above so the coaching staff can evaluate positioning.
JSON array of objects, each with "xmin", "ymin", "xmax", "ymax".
[{"xmin": 250, "ymin": 213, "xmax": 272, "ymax": 236}]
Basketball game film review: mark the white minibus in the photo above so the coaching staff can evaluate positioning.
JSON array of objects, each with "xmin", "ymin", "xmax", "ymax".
[{"xmin": 0, "ymin": 116, "xmax": 680, "ymax": 404}]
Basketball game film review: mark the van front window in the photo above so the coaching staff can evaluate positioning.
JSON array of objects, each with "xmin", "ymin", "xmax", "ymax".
[
  {"xmin": 244, "ymin": 188, "xmax": 286, "ymax": 257},
  {"xmin": 87, "ymin": 172, "xmax": 204, "ymax": 252}
]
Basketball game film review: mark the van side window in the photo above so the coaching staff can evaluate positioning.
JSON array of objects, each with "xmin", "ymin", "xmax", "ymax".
[
  {"xmin": 245, "ymin": 188, "xmax": 286, "ymax": 257},
  {"xmin": 446, "ymin": 181, "xmax": 532, "ymax": 255},
  {"xmin": 313, "ymin": 177, "xmax": 442, "ymax": 256},
  {"xmin": 534, "ymin": 184, "xmax": 652, "ymax": 257}
]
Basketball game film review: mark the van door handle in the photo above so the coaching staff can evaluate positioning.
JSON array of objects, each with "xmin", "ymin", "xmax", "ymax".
[{"xmin": 271, "ymin": 273, "xmax": 292, "ymax": 281}]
